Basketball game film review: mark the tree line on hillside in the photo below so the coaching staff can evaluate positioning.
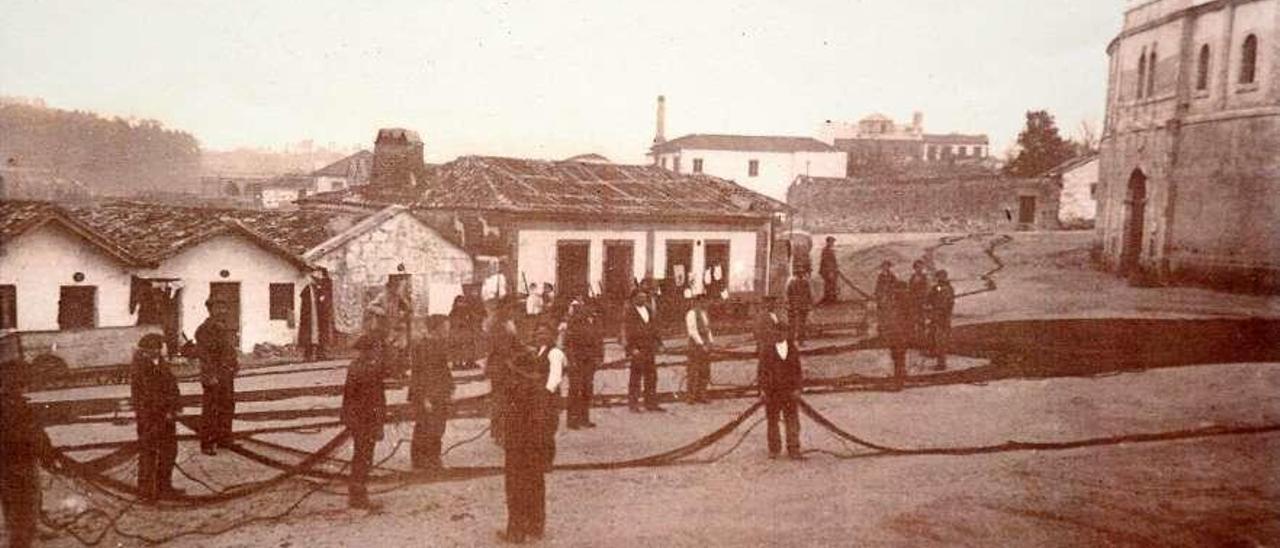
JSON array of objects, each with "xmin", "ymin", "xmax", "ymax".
[{"xmin": 0, "ymin": 102, "xmax": 200, "ymax": 196}]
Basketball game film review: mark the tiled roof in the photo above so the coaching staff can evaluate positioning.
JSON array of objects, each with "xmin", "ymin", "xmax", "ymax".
[
  {"xmin": 303, "ymin": 155, "xmax": 788, "ymax": 220},
  {"xmin": 312, "ymin": 150, "xmax": 373, "ymax": 177},
  {"xmin": 1, "ymin": 200, "xmax": 144, "ymax": 265},
  {"xmin": 651, "ymin": 134, "xmax": 837, "ymax": 154}
]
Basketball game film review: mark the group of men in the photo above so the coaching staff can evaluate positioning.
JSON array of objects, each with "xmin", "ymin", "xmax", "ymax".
[{"xmin": 874, "ymin": 257, "xmax": 956, "ymax": 382}]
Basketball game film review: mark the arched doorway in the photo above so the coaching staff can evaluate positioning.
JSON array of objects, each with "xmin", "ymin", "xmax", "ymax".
[{"xmin": 1120, "ymin": 169, "xmax": 1147, "ymax": 273}]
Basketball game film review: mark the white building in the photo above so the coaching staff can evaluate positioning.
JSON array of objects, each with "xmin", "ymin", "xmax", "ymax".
[
  {"xmin": 1047, "ymin": 154, "xmax": 1100, "ymax": 227},
  {"xmin": 649, "ymin": 134, "xmax": 846, "ymax": 202}
]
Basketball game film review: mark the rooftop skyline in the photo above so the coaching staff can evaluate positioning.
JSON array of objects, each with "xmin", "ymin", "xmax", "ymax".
[{"xmin": 0, "ymin": 0, "xmax": 1121, "ymax": 163}]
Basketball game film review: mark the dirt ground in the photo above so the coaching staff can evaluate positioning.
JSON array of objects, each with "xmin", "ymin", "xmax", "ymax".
[{"xmin": 22, "ymin": 230, "xmax": 1280, "ymax": 547}]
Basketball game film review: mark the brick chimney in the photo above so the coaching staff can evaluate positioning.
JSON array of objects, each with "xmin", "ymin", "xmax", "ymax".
[{"xmin": 371, "ymin": 128, "xmax": 425, "ymax": 186}]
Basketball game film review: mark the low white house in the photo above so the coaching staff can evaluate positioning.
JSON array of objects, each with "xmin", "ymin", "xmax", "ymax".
[
  {"xmin": 649, "ymin": 134, "xmax": 847, "ymax": 202},
  {"xmin": 1047, "ymin": 154, "xmax": 1099, "ymax": 226}
]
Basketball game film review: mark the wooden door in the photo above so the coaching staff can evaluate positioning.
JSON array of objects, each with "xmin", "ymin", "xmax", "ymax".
[
  {"xmin": 1017, "ymin": 196, "xmax": 1037, "ymax": 225},
  {"xmin": 556, "ymin": 241, "xmax": 591, "ymax": 300},
  {"xmin": 665, "ymin": 241, "xmax": 694, "ymax": 287},
  {"xmin": 603, "ymin": 241, "xmax": 634, "ymax": 300},
  {"xmin": 58, "ymin": 286, "xmax": 96, "ymax": 330}
]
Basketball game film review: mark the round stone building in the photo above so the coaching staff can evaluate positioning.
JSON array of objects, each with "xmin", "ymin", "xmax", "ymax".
[{"xmin": 1097, "ymin": 0, "xmax": 1279, "ymax": 291}]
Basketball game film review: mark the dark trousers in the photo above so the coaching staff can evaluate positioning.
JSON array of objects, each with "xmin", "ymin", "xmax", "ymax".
[
  {"xmin": 349, "ymin": 427, "xmax": 377, "ymax": 503},
  {"xmin": 627, "ymin": 350, "xmax": 658, "ymax": 407},
  {"xmin": 411, "ymin": 401, "xmax": 450, "ymax": 470},
  {"xmin": 542, "ymin": 391, "xmax": 559, "ymax": 469},
  {"xmin": 788, "ymin": 308, "xmax": 809, "ymax": 343},
  {"xmin": 821, "ymin": 274, "xmax": 839, "ymax": 304},
  {"xmin": 686, "ymin": 345, "xmax": 711, "ymax": 403},
  {"xmin": 889, "ymin": 345, "xmax": 908, "ymax": 383},
  {"xmin": 504, "ymin": 446, "xmax": 546, "ymax": 541},
  {"xmin": 137, "ymin": 423, "xmax": 178, "ymax": 499},
  {"xmin": 490, "ymin": 377, "xmax": 507, "ymax": 445},
  {"xmin": 1, "ymin": 455, "xmax": 38, "ymax": 548},
  {"xmin": 764, "ymin": 393, "xmax": 801, "ymax": 456},
  {"xmin": 201, "ymin": 378, "xmax": 235, "ymax": 448},
  {"xmin": 926, "ymin": 318, "xmax": 951, "ymax": 367},
  {"xmin": 566, "ymin": 359, "xmax": 597, "ymax": 425}
]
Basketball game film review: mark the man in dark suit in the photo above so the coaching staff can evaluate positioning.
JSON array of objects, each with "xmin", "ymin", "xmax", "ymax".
[
  {"xmin": 410, "ymin": 316, "xmax": 453, "ymax": 471},
  {"xmin": 873, "ymin": 261, "xmax": 899, "ymax": 336},
  {"xmin": 907, "ymin": 260, "xmax": 930, "ymax": 345},
  {"xmin": 622, "ymin": 289, "xmax": 664, "ymax": 412},
  {"xmin": 786, "ymin": 271, "xmax": 814, "ymax": 345},
  {"xmin": 880, "ymin": 279, "xmax": 912, "ymax": 389},
  {"xmin": 195, "ymin": 297, "xmax": 238, "ymax": 456},
  {"xmin": 498, "ymin": 323, "xmax": 559, "ymax": 544},
  {"xmin": 131, "ymin": 333, "xmax": 183, "ymax": 501},
  {"xmin": 817, "ymin": 236, "xmax": 840, "ymax": 305},
  {"xmin": 1, "ymin": 343, "xmax": 41, "ymax": 548},
  {"xmin": 925, "ymin": 270, "xmax": 957, "ymax": 371},
  {"xmin": 563, "ymin": 297, "xmax": 603, "ymax": 428},
  {"xmin": 757, "ymin": 315, "xmax": 803, "ymax": 460},
  {"xmin": 341, "ymin": 330, "xmax": 389, "ymax": 510}
]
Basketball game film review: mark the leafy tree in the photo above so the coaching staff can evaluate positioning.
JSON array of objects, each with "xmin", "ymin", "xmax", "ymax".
[{"xmin": 1004, "ymin": 110, "xmax": 1076, "ymax": 177}]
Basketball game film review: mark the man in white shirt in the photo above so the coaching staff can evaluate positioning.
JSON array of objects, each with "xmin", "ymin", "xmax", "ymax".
[
  {"xmin": 684, "ymin": 294, "xmax": 714, "ymax": 404},
  {"xmin": 525, "ymin": 283, "xmax": 544, "ymax": 316}
]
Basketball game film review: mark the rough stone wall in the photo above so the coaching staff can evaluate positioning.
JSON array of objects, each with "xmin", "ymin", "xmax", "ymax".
[
  {"xmin": 315, "ymin": 213, "xmax": 473, "ymax": 334},
  {"xmin": 789, "ymin": 177, "xmax": 1061, "ymax": 233}
]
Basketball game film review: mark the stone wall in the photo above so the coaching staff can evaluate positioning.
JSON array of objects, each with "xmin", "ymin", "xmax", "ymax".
[{"xmin": 789, "ymin": 176, "xmax": 1061, "ymax": 233}]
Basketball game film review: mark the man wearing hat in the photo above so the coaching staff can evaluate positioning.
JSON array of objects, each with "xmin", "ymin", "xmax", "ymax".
[
  {"xmin": 786, "ymin": 270, "xmax": 814, "ymax": 345},
  {"xmin": 756, "ymin": 307, "xmax": 804, "ymax": 460},
  {"xmin": 622, "ymin": 289, "xmax": 663, "ymax": 412},
  {"xmin": 342, "ymin": 330, "xmax": 390, "ymax": 510},
  {"xmin": 485, "ymin": 297, "xmax": 523, "ymax": 446},
  {"xmin": 817, "ymin": 236, "xmax": 840, "ymax": 305},
  {"xmin": 131, "ymin": 333, "xmax": 183, "ymax": 500},
  {"xmin": 684, "ymin": 293, "xmax": 715, "ymax": 404},
  {"xmin": 195, "ymin": 296, "xmax": 238, "ymax": 456},
  {"xmin": 925, "ymin": 269, "xmax": 956, "ymax": 371},
  {"xmin": 409, "ymin": 316, "xmax": 453, "ymax": 471},
  {"xmin": 498, "ymin": 322, "xmax": 561, "ymax": 543},
  {"xmin": 563, "ymin": 296, "xmax": 603, "ymax": 428},
  {"xmin": 873, "ymin": 261, "xmax": 899, "ymax": 336}
]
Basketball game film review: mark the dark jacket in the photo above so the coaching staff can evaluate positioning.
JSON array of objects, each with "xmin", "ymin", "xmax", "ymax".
[
  {"xmin": 754, "ymin": 309, "xmax": 787, "ymax": 357},
  {"xmin": 195, "ymin": 319, "xmax": 238, "ymax": 382},
  {"xmin": 819, "ymin": 247, "xmax": 839, "ymax": 278},
  {"xmin": 621, "ymin": 304, "xmax": 660, "ymax": 355},
  {"xmin": 129, "ymin": 350, "xmax": 181, "ymax": 440},
  {"xmin": 874, "ymin": 271, "xmax": 899, "ymax": 306},
  {"xmin": 908, "ymin": 271, "xmax": 930, "ymax": 310},
  {"xmin": 926, "ymin": 281, "xmax": 956, "ymax": 322},
  {"xmin": 504, "ymin": 349, "xmax": 550, "ymax": 451},
  {"xmin": 410, "ymin": 337, "xmax": 454, "ymax": 406},
  {"xmin": 879, "ymin": 283, "xmax": 913, "ymax": 347},
  {"xmin": 758, "ymin": 339, "xmax": 802, "ymax": 396},
  {"xmin": 564, "ymin": 311, "xmax": 605, "ymax": 363},
  {"xmin": 786, "ymin": 278, "xmax": 813, "ymax": 311},
  {"xmin": 341, "ymin": 351, "xmax": 388, "ymax": 437}
]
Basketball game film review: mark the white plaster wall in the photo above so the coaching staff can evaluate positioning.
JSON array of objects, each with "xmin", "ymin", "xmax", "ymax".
[
  {"xmin": 314, "ymin": 212, "xmax": 472, "ymax": 334},
  {"xmin": 141, "ymin": 234, "xmax": 307, "ymax": 353},
  {"xmin": 260, "ymin": 188, "xmax": 300, "ymax": 209},
  {"xmin": 0, "ymin": 223, "xmax": 136, "ymax": 331},
  {"xmin": 516, "ymin": 230, "xmax": 648, "ymax": 292},
  {"xmin": 1059, "ymin": 158, "xmax": 1100, "ymax": 223},
  {"xmin": 652, "ymin": 230, "xmax": 759, "ymax": 293},
  {"xmin": 315, "ymin": 176, "xmax": 346, "ymax": 193},
  {"xmin": 657, "ymin": 148, "xmax": 846, "ymax": 201}
]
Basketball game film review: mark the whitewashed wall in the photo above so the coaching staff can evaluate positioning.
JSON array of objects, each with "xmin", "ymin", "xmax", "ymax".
[
  {"xmin": 516, "ymin": 229, "xmax": 648, "ymax": 292},
  {"xmin": 0, "ymin": 223, "xmax": 136, "ymax": 331},
  {"xmin": 1059, "ymin": 158, "xmax": 1100, "ymax": 223},
  {"xmin": 655, "ymin": 148, "xmax": 846, "ymax": 201},
  {"xmin": 652, "ymin": 230, "xmax": 759, "ymax": 293},
  {"xmin": 141, "ymin": 234, "xmax": 308, "ymax": 353}
]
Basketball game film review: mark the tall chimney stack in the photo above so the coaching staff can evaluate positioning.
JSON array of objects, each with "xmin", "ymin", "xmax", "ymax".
[
  {"xmin": 653, "ymin": 95, "xmax": 667, "ymax": 145},
  {"xmin": 912, "ymin": 111, "xmax": 924, "ymax": 134}
]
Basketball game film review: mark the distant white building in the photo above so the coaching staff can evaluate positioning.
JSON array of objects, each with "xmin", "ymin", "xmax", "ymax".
[
  {"xmin": 1046, "ymin": 154, "xmax": 1099, "ymax": 227},
  {"xmin": 649, "ymin": 134, "xmax": 846, "ymax": 202}
]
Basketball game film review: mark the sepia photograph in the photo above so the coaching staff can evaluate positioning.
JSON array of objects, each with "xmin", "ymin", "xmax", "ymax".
[{"xmin": 1, "ymin": 1, "xmax": 1278, "ymax": 546}]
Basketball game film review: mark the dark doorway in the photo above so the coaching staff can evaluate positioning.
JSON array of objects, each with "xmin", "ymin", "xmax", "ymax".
[
  {"xmin": 1017, "ymin": 196, "xmax": 1037, "ymax": 225},
  {"xmin": 556, "ymin": 241, "xmax": 591, "ymax": 300},
  {"xmin": 208, "ymin": 282, "xmax": 241, "ymax": 342},
  {"xmin": 603, "ymin": 241, "xmax": 634, "ymax": 300},
  {"xmin": 665, "ymin": 240, "xmax": 694, "ymax": 287},
  {"xmin": 705, "ymin": 240, "xmax": 730, "ymax": 296},
  {"xmin": 58, "ymin": 286, "xmax": 96, "ymax": 330},
  {"xmin": 1121, "ymin": 169, "xmax": 1147, "ymax": 273}
]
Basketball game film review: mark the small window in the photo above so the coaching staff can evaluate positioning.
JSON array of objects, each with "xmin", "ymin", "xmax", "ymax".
[
  {"xmin": 748, "ymin": 159, "xmax": 759, "ymax": 177},
  {"xmin": 692, "ymin": 158, "xmax": 704, "ymax": 174},
  {"xmin": 673, "ymin": 157, "xmax": 682, "ymax": 173},
  {"xmin": 269, "ymin": 283, "xmax": 294, "ymax": 321},
  {"xmin": 0, "ymin": 285, "xmax": 15, "ymax": 329},
  {"xmin": 1196, "ymin": 44, "xmax": 1211, "ymax": 91},
  {"xmin": 1240, "ymin": 34, "xmax": 1258, "ymax": 84},
  {"xmin": 660, "ymin": 157, "xmax": 668, "ymax": 169},
  {"xmin": 958, "ymin": 146, "xmax": 968, "ymax": 157},
  {"xmin": 1137, "ymin": 48, "xmax": 1148, "ymax": 99}
]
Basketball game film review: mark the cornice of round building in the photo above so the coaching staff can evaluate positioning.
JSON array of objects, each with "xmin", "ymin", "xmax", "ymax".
[{"xmin": 1106, "ymin": 0, "xmax": 1249, "ymax": 55}]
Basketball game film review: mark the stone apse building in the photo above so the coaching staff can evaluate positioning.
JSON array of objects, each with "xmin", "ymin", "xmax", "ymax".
[{"xmin": 1097, "ymin": 0, "xmax": 1279, "ymax": 290}]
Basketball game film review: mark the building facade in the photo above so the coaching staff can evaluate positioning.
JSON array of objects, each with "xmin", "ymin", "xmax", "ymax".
[
  {"xmin": 1047, "ymin": 154, "xmax": 1100, "ymax": 227},
  {"xmin": 818, "ymin": 113, "xmax": 991, "ymax": 171},
  {"xmin": 1097, "ymin": 0, "xmax": 1279, "ymax": 289},
  {"xmin": 649, "ymin": 134, "xmax": 847, "ymax": 202}
]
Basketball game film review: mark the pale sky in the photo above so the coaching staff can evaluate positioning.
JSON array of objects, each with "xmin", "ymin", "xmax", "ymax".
[{"xmin": 0, "ymin": 1, "xmax": 1122, "ymax": 163}]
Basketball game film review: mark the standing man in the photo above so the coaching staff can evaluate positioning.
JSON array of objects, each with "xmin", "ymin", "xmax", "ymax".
[
  {"xmin": 525, "ymin": 283, "xmax": 544, "ymax": 318},
  {"xmin": 499, "ymin": 323, "xmax": 561, "ymax": 543},
  {"xmin": 817, "ymin": 236, "xmax": 840, "ymax": 306},
  {"xmin": 758, "ymin": 316, "xmax": 803, "ymax": 460},
  {"xmin": 880, "ymin": 280, "xmax": 912, "ymax": 389},
  {"xmin": 786, "ymin": 270, "xmax": 814, "ymax": 345},
  {"xmin": 907, "ymin": 260, "xmax": 930, "ymax": 346},
  {"xmin": 684, "ymin": 293, "xmax": 714, "ymax": 404},
  {"xmin": 485, "ymin": 298, "xmax": 521, "ymax": 446},
  {"xmin": 341, "ymin": 330, "xmax": 389, "ymax": 510},
  {"xmin": 563, "ymin": 297, "xmax": 603, "ymax": 429},
  {"xmin": 622, "ymin": 289, "xmax": 664, "ymax": 412},
  {"xmin": 410, "ymin": 317, "xmax": 453, "ymax": 472},
  {"xmin": 925, "ymin": 270, "xmax": 956, "ymax": 371},
  {"xmin": 196, "ymin": 297, "xmax": 238, "ymax": 456},
  {"xmin": 298, "ymin": 270, "xmax": 334, "ymax": 362},
  {"xmin": 130, "ymin": 334, "xmax": 182, "ymax": 500},
  {"xmin": 873, "ymin": 261, "xmax": 899, "ymax": 336},
  {"xmin": 1, "ymin": 343, "xmax": 41, "ymax": 548}
]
